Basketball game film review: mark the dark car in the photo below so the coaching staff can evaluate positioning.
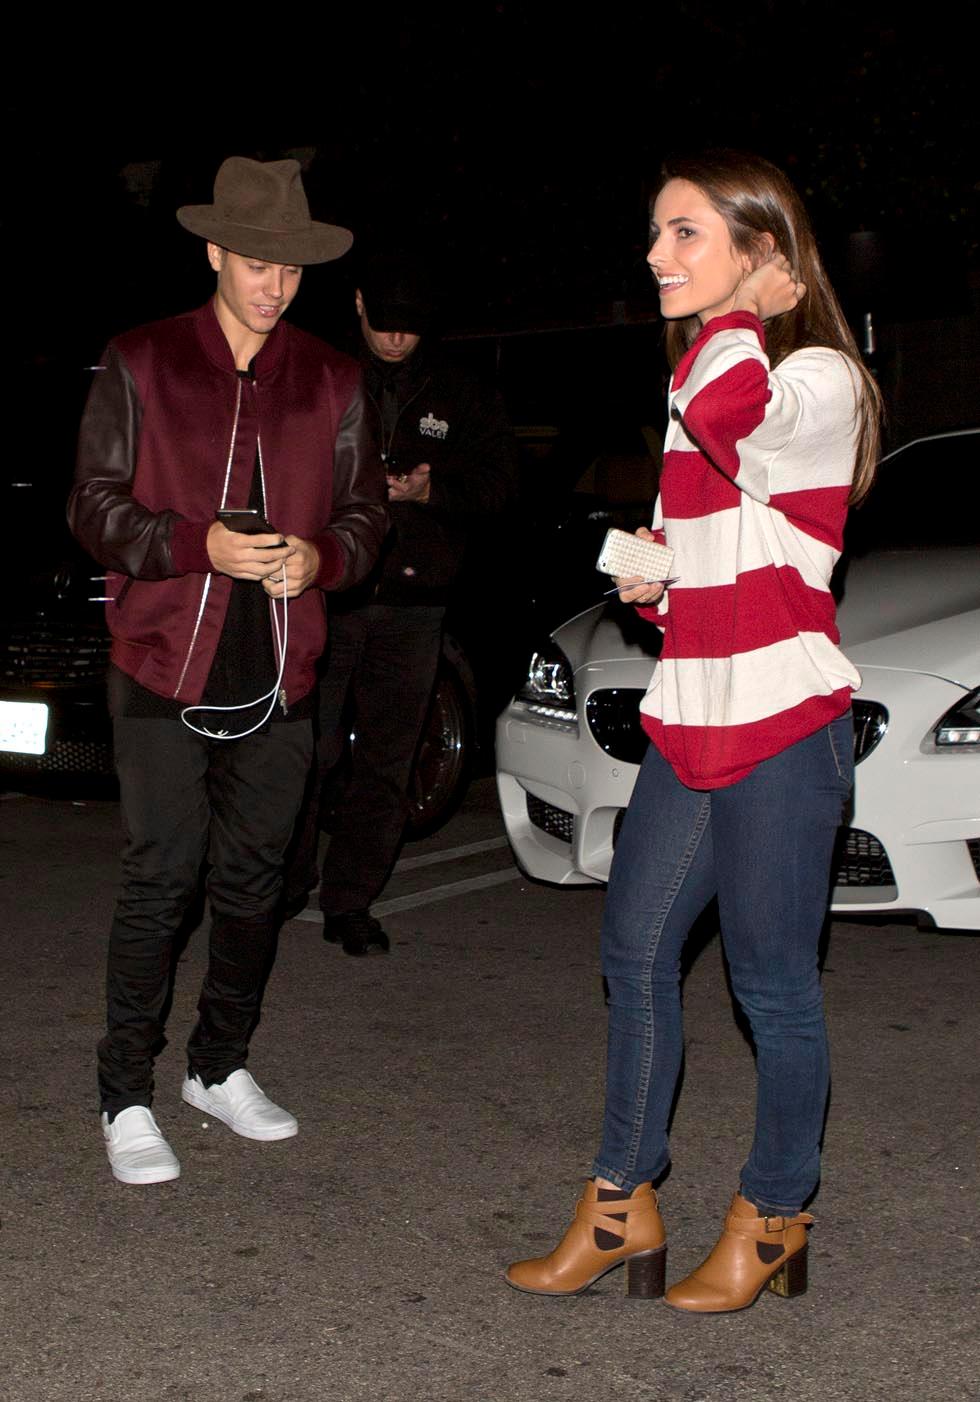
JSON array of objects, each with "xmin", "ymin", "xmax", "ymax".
[
  {"xmin": 0, "ymin": 549, "xmax": 479, "ymax": 834},
  {"xmin": 0, "ymin": 557, "xmax": 114, "ymax": 789}
]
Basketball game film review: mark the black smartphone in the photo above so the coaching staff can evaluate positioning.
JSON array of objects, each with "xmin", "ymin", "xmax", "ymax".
[{"xmin": 216, "ymin": 508, "xmax": 282, "ymax": 539}]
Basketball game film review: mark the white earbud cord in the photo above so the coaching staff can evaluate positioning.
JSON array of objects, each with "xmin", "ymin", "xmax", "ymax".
[{"xmin": 180, "ymin": 587, "xmax": 288, "ymax": 740}]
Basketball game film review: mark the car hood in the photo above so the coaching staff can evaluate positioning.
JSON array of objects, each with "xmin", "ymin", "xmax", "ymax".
[
  {"xmin": 553, "ymin": 602, "xmax": 658, "ymax": 673},
  {"xmin": 844, "ymin": 609, "xmax": 980, "ymax": 686},
  {"xmin": 837, "ymin": 549, "xmax": 980, "ymax": 685},
  {"xmin": 553, "ymin": 546, "xmax": 980, "ymax": 687},
  {"xmin": 835, "ymin": 548, "xmax": 979, "ymax": 641}
]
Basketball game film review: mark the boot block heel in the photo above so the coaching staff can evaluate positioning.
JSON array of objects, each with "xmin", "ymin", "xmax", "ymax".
[
  {"xmin": 767, "ymin": 1244, "xmax": 808, "ymax": 1299},
  {"xmin": 664, "ymin": 1195, "xmax": 814, "ymax": 1313},
  {"xmin": 626, "ymin": 1246, "xmax": 667, "ymax": 1299}
]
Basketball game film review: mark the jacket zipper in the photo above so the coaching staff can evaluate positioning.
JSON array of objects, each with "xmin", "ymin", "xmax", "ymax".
[
  {"xmin": 173, "ymin": 379, "xmax": 243, "ymax": 699},
  {"xmin": 364, "ymin": 376, "xmax": 431, "ymax": 601},
  {"xmin": 366, "ymin": 375, "xmax": 430, "ymax": 466},
  {"xmin": 256, "ymin": 433, "xmax": 288, "ymax": 714}
]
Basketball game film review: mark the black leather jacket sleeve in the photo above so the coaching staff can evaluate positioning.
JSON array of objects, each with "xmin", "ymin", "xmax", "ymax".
[
  {"xmin": 316, "ymin": 380, "xmax": 388, "ymax": 591},
  {"xmin": 67, "ymin": 346, "xmax": 180, "ymax": 579}
]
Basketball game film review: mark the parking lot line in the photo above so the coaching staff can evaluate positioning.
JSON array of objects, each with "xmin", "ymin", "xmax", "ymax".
[
  {"xmin": 392, "ymin": 836, "xmax": 509, "ymax": 873},
  {"xmin": 292, "ymin": 866, "xmax": 522, "ymax": 922},
  {"xmin": 291, "ymin": 833, "xmax": 520, "ymax": 922},
  {"xmin": 372, "ymin": 868, "xmax": 522, "ymax": 915}
]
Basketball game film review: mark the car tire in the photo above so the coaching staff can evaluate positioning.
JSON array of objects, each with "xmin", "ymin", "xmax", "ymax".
[{"xmin": 405, "ymin": 655, "xmax": 475, "ymax": 840}]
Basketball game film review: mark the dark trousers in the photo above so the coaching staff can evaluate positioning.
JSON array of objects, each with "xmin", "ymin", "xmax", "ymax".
[
  {"xmin": 286, "ymin": 604, "xmax": 444, "ymax": 916},
  {"xmin": 99, "ymin": 716, "xmax": 313, "ymax": 1116}
]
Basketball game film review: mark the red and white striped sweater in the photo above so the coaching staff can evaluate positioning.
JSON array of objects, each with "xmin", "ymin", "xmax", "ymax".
[{"xmin": 638, "ymin": 310, "xmax": 862, "ymax": 789}]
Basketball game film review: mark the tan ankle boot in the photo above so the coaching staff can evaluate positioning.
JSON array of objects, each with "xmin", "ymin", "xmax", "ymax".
[
  {"xmin": 505, "ymin": 1180, "xmax": 667, "ymax": 1297},
  {"xmin": 665, "ymin": 1192, "xmax": 813, "ymax": 1313}
]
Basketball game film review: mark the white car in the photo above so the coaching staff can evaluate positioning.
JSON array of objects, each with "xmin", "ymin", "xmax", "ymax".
[{"xmin": 497, "ymin": 431, "xmax": 980, "ymax": 931}]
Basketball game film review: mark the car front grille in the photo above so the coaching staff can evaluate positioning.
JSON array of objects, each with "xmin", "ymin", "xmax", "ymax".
[
  {"xmin": 852, "ymin": 700, "xmax": 888, "ymax": 763},
  {"xmin": 0, "ymin": 738, "xmax": 114, "ymax": 776},
  {"xmin": 585, "ymin": 688, "xmax": 648, "ymax": 764},
  {"xmin": 833, "ymin": 828, "xmax": 896, "ymax": 887},
  {"xmin": 586, "ymin": 690, "xmax": 888, "ymax": 768},
  {"xmin": 526, "ymin": 793, "xmax": 574, "ymax": 845},
  {"xmin": 612, "ymin": 815, "xmax": 900, "ymax": 896},
  {"xmin": 968, "ymin": 839, "xmax": 980, "ymax": 881},
  {"xmin": 1, "ymin": 621, "xmax": 110, "ymax": 685}
]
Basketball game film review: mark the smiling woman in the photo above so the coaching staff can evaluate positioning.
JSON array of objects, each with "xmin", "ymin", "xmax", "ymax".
[
  {"xmin": 653, "ymin": 150, "xmax": 881, "ymax": 504},
  {"xmin": 648, "ymin": 180, "xmax": 765, "ymax": 324},
  {"xmin": 504, "ymin": 149, "xmax": 884, "ymax": 1314}
]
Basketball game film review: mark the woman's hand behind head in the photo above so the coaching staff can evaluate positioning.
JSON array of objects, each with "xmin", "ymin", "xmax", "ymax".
[{"xmin": 732, "ymin": 255, "xmax": 806, "ymax": 322}]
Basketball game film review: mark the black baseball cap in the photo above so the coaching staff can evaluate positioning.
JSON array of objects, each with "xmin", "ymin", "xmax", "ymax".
[{"xmin": 357, "ymin": 254, "xmax": 437, "ymax": 334}]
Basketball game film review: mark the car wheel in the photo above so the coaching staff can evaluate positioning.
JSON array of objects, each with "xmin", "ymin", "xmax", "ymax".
[{"xmin": 406, "ymin": 657, "xmax": 474, "ymax": 839}]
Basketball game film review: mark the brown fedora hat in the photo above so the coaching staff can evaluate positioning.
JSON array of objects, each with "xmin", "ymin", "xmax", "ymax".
[{"xmin": 177, "ymin": 156, "xmax": 352, "ymax": 265}]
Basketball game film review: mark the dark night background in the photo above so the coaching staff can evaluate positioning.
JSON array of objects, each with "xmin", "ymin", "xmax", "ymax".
[{"xmin": 7, "ymin": 5, "xmax": 978, "ymax": 482}]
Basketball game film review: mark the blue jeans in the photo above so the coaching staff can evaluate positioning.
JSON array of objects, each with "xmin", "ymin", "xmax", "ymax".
[{"xmin": 592, "ymin": 714, "xmax": 853, "ymax": 1214}]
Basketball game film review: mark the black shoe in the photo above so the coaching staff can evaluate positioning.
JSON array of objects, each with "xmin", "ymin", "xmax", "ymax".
[
  {"xmin": 280, "ymin": 865, "xmax": 319, "ymax": 923},
  {"xmin": 280, "ymin": 889, "xmax": 312, "ymax": 922},
  {"xmin": 322, "ymin": 909, "xmax": 390, "ymax": 957}
]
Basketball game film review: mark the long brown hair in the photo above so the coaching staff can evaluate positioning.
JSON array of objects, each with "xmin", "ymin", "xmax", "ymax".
[{"xmin": 656, "ymin": 151, "xmax": 882, "ymax": 503}]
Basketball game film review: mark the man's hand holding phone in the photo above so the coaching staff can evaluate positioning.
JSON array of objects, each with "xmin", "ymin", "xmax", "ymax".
[
  {"xmin": 261, "ymin": 537, "xmax": 321, "ymax": 599},
  {"xmin": 209, "ymin": 510, "xmax": 291, "ymax": 582},
  {"xmin": 208, "ymin": 510, "xmax": 321, "ymax": 597},
  {"xmin": 387, "ymin": 463, "xmax": 431, "ymax": 503}
]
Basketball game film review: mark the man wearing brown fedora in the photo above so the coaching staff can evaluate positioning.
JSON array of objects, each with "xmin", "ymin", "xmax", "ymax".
[{"xmin": 69, "ymin": 156, "xmax": 387, "ymax": 1184}]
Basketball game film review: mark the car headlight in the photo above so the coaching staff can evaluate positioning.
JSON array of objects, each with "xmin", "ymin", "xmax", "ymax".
[
  {"xmin": 933, "ymin": 686, "xmax": 980, "ymax": 746},
  {"xmin": 516, "ymin": 642, "xmax": 577, "ymax": 722}
]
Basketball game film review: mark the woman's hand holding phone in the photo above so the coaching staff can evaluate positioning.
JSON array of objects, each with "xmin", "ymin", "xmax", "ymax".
[{"xmin": 613, "ymin": 528, "xmax": 668, "ymax": 605}]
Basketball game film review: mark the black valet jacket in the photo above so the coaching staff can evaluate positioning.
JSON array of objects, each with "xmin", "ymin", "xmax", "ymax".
[{"xmin": 359, "ymin": 345, "xmax": 517, "ymax": 607}]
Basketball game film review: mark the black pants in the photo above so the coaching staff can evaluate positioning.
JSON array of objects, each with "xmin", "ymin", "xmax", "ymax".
[
  {"xmin": 99, "ymin": 716, "xmax": 313, "ymax": 1116},
  {"xmin": 286, "ymin": 604, "xmax": 444, "ymax": 917}
]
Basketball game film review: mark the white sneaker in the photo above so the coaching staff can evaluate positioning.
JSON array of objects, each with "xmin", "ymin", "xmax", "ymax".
[
  {"xmin": 181, "ymin": 1069, "xmax": 298, "ymax": 1141},
  {"xmin": 102, "ymin": 1106, "xmax": 181, "ymax": 1185}
]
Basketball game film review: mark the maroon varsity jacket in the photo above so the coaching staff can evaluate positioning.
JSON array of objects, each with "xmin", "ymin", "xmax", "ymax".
[{"xmin": 69, "ymin": 300, "xmax": 387, "ymax": 707}]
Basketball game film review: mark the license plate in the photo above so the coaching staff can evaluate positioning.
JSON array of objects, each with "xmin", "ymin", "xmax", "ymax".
[{"xmin": 0, "ymin": 701, "xmax": 49, "ymax": 755}]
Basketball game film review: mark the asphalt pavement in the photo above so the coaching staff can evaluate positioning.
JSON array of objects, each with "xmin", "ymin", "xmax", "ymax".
[{"xmin": 1, "ymin": 780, "xmax": 977, "ymax": 1402}]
